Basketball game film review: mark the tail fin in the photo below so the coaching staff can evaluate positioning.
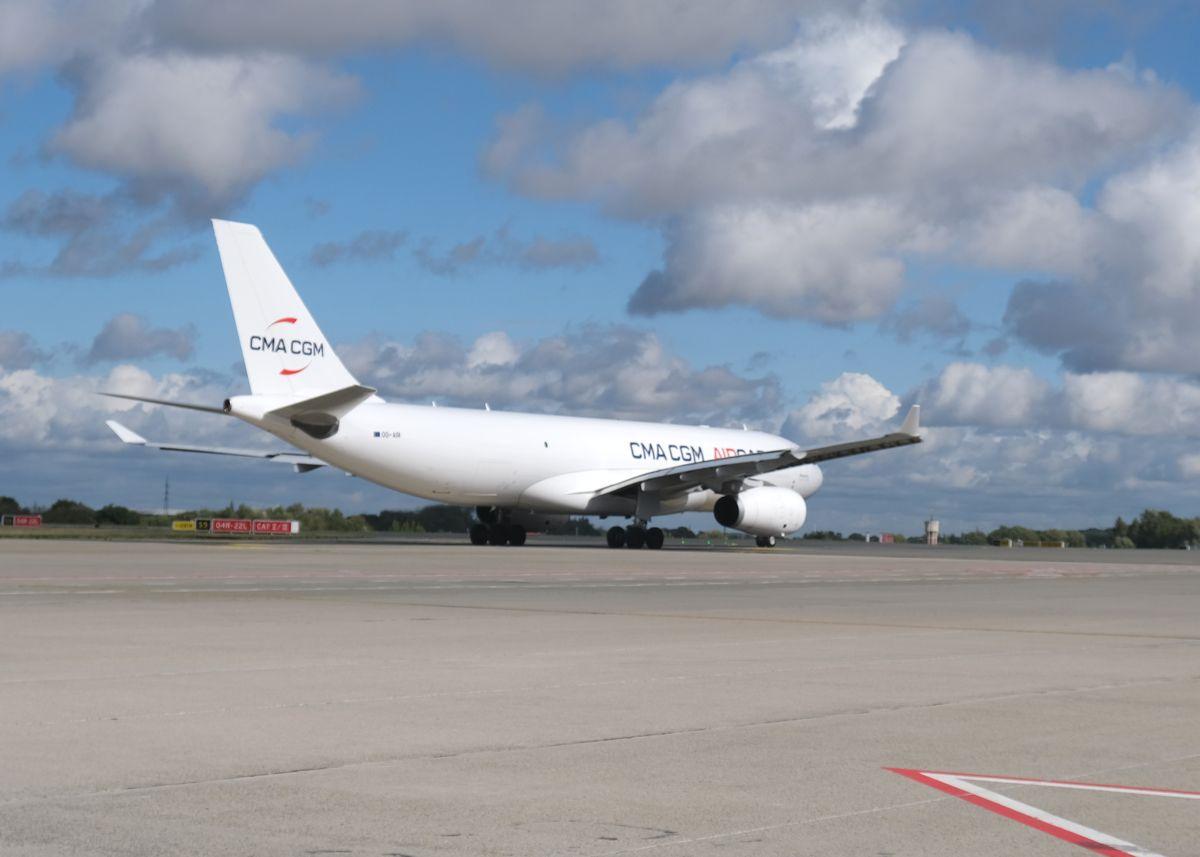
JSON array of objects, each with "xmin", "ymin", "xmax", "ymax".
[{"xmin": 213, "ymin": 219, "xmax": 359, "ymax": 396}]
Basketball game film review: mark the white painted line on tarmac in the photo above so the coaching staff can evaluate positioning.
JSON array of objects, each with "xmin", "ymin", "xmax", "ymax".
[{"xmin": 890, "ymin": 768, "xmax": 1200, "ymax": 857}]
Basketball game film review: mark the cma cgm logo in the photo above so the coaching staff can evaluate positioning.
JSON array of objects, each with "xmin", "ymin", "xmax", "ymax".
[
  {"xmin": 248, "ymin": 317, "xmax": 325, "ymax": 376},
  {"xmin": 629, "ymin": 441, "xmax": 763, "ymax": 462}
]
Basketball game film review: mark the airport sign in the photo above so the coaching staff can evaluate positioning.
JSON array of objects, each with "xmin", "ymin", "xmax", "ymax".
[{"xmin": 252, "ymin": 519, "xmax": 300, "ymax": 534}]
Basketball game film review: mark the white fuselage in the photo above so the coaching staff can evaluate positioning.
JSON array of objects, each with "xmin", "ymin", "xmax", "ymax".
[{"xmin": 228, "ymin": 397, "xmax": 822, "ymax": 518}]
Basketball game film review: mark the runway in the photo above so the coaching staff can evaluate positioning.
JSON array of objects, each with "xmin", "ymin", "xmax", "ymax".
[{"xmin": 2, "ymin": 539, "xmax": 1198, "ymax": 856}]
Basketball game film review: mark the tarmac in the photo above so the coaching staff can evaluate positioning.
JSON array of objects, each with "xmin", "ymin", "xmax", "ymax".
[{"xmin": 1, "ymin": 538, "xmax": 1198, "ymax": 856}]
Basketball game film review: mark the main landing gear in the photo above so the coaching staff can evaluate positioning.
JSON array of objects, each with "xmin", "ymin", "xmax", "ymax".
[
  {"xmin": 469, "ymin": 522, "xmax": 527, "ymax": 546},
  {"xmin": 606, "ymin": 525, "xmax": 664, "ymax": 550}
]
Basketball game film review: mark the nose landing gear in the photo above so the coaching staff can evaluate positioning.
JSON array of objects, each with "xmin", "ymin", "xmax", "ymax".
[{"xmin": 755, "ymin": 535, "xmax": 777, "ymax": 548}]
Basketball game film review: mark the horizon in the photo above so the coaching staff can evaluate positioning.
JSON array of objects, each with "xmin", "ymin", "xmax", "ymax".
[{"xmin": 4, "ymin": 492, "xmax": 1183, "ymax": 542}]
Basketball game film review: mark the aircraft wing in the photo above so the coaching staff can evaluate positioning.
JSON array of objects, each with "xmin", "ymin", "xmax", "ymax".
[
  {"xmin": 592, "ymin": 405, "xmax": 922, "ymax": 498},
  {"xmin": 105, "ymin": 421, "xmax": 327, "ymax": 473}
]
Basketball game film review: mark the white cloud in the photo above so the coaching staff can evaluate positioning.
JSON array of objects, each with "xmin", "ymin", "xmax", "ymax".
[
  {"xmin": 340, "ymin": 326, "xmax": 783, "ymax": 426},
  {"xmin": 1003, "ymin": 130, "xmax": 1200, "ymax": 374},
  {"xmin": 778, "ymin": 368, "xmax": 1200, "ymax": 532},
  {"xmin": 630, "ymin": 200, "xmax": 906, "ymax": 320},
  {"xmin": 0, "ymin": 363, "xmax": 240, "ymax": 452},
  {"xmin": 1061, "ymin": 371, "xmax": 1200, "ymax": 436},
  {"xmin": 914, "ymin": 361, "xmax": 1200, "ymax": 439},
  {"xmin": 963, "ymin": 186, "xmax": 1105, "ymax": 278},
  {"xmin": 921, "ymin": 362, "xmax": 1051, "ymax": 428},
  {"xmin": 757, "ymin": 11, "xmax": 904, "ymax": 130},
  {"xmin": 487, "ymin": 17, "xmax": 1189, "ymax": 324},
  {"xmin": 52, "ymin": 52, "xmax": 359, "ymax": 207},
  {"xmin": 494, "ymin": 26, "xmax": 1185, "ymax": 212},
  {"xmin": 1101, "ymin": 132, "xmax": 1200, "ymax": 301},
  {"xmin": 0, "ymin": 360, "xmax": 408, "ymax": 513},
  {"xmin": 466, "ymin": 332, "xmax": 519, "ymax": 369},
  {"xmin": 782, "ymin": 372, "xmax": 899, "ymax": 440}
]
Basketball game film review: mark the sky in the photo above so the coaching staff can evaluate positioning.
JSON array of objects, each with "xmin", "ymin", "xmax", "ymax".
[{"xmin": 3, "ymin": 0, "xmax": 1200, "ymax": 534}]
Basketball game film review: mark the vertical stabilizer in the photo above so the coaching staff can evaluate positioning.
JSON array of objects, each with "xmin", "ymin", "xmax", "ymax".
[{"xmin": 213, "ymin": 219, "xmax": 358, "ymax": 396}]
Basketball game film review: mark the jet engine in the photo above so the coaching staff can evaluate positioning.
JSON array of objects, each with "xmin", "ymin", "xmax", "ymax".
[{"xmin": 713, "ymin": 486, "xmax": 807, "ymax": 537}]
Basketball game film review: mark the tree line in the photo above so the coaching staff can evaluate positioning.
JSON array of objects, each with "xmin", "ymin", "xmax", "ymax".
[
  {"xmin": 0, "ymin": 496, "xmax": 603, "ymax": 535},
  {"xmin": 4, "ymin": 495, "xmax": 1200, "ymax": 547},
  {"xmin": 793, "ymin": 509, "xmax": 1200, "ymax": 549}
]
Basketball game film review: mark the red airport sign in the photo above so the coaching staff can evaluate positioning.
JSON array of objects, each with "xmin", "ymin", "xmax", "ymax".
[
  {"xmin": 252, "ymin": 519, "xmax": 297, "ymax": 534},
  {"xmin": 207, "ymin": 518, "xmax": 298, "ymax": 535}
]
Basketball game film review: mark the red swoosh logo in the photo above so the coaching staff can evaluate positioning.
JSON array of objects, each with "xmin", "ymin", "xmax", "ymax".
[{"xmin": 267, "ymin": 316, "xmax": 306, "ymax": 375}]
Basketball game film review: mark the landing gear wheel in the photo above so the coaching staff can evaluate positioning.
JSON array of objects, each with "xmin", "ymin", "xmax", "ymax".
[
  {"xmin": 469, "ymin": 523, "xmax": 489, "ymax": 545},
  {"xmin": 606, "ymin": 526, "xmax": 626, "ymax": 548},
  {"xmin": 645, "ymin": 527, "xmax": 664, "ymax": 550},
  {"xmin": 626, "ymin": 526, "xmax": 646, "ymax": 549},
  {"xmin": 487, "ymin": 524, "xmax": 509, "ymax": 546},
  {"xmin": 756, "ymin": 535, "xmax": 777, "ymax": 548},
  {"xmin": 507, "ymin": 524, "xmax": 527, "ymax": 546}
]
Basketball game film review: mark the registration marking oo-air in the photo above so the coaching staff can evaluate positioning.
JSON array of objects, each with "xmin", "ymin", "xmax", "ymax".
[{"xmin": 888, "ymin": 768, "xmax": 1200, "ymax": 857}]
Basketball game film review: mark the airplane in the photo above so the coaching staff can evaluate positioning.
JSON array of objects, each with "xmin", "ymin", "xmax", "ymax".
[{"xmin": 103, "ymin": 220, "xmax": 922, "ymax": 549}]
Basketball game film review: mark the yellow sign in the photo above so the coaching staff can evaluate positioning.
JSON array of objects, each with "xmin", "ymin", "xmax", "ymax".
[{"xmin": 172, "ymin": 520, "xmax": 197, "ymax": 532}]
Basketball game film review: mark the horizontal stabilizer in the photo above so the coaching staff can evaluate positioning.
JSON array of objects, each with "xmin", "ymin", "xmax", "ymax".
[
  {"xmin": 104, "ymin": 421, "xmax": 325, "ymax": 470},
  {"xmin": 100, "ymin": 391, "xmax": 226, "ymax": 414},
  {"xmin": 266, "ymin": 384, "xmax": 377, "ymax": 419},
  {"xmin": 105, "ymin": 420, "xmax": 147, "ymax": 445}
]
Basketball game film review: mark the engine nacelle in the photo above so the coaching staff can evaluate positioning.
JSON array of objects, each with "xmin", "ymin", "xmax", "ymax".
[{"xmin": 713, "ymin": 486, "xmax": 807, "ymax": 537}]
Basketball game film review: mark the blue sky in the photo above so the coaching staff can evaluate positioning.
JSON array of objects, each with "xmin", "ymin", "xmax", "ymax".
[{"xmin": 3, "ymin": 0, "xmax": 1200, "ymax": 533}]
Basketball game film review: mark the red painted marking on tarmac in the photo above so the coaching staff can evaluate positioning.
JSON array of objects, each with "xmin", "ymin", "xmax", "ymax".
[
  {"xmin": 887, "ymin": 768, "xmax": 1138, "ymax": 856},
  {"xmin": 887, "ymin": 767, "xmax": 1200, "ymax": 856}
]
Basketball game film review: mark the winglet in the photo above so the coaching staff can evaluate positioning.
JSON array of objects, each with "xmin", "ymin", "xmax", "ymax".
[
  {"xmin": 106, "ymin": 420, "xmax": 147, "ymax": 445},
  {"xmin": 898, "ymin": 405, "xmax": 921, "ymax": 437}
]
